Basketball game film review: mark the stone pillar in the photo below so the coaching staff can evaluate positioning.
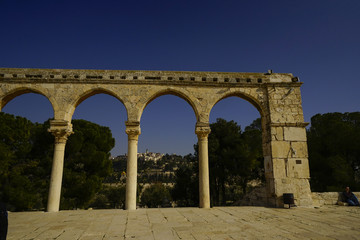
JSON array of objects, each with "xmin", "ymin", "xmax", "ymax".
[
  {"xmin": 195, "ymin": 122, "xmax": 211, "ymax": 208},
  {"xmin": 47, "ymin": 120, "xmax": 73, "ymax": 212},
  {"xmin": 266, "ymin": 122, "xmax": 312, "ymax": 207},
  {"xmin": 264, "ymin": 84, "xmax": 313, "ymax": 207},
  {"xmin": 125, "ymin": 121, "xmax": 141, "ymax": 210}
]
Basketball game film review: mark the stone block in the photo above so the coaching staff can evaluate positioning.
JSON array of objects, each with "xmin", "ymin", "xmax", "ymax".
[
  {"xmin": 271, "ymin": 141, "xmax": 290, "ymax": 158},
  {"xmin": 269, "ymin": 177, "xmax": 312, "ymax": 207},
  {"xmin": 286, "ymin": 158, "xmax": 310, "ymax": 178},
  {"xmin": 297, "ymin": 197, "xmax": 313, "ymax": 206},
  {"xmin": 284, "ymin": 127, "xmax": 307, "ymax": 141},
  {"xmin": 285, "ymin": 115, "xmax": 295, "ymax": 122},
  {"xmin": 272, "ymin": 158, "xmax": 286, "ymax": 178},
  {"xmin": 271, "ymin": 127, "xmax": 283, "ymax": 141},
  {"xmin": 290, "ymin": 142, "xmax": 308, "ymax": 158},
  {"xmin": 269, "ymin": 74, "xmax": 292, "ymax": 82}
]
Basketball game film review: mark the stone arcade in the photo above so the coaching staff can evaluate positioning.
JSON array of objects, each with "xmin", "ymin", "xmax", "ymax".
[{"xmin": 0, "ymin": 68, "xmax": 312, "ymax": 211}]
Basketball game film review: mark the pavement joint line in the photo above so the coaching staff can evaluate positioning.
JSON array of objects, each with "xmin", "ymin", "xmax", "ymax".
[{"xmin": 145, "ymin": 209, "xmax": 156, "ymax": 240}]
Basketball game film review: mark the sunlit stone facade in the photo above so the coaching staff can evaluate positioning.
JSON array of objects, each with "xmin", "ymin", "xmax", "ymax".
[{"xmin": 0, "ymin": 68, "xmax": 312, "ymax": 211}]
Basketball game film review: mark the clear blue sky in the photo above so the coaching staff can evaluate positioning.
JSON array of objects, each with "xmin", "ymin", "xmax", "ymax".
[{"xmin": 1, "ymin": 0, "xmax": 359, "ymax": 156}]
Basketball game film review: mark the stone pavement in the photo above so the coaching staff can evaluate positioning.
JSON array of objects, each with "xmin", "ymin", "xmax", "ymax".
[{"xmin": 7, "ymin": 206, "xmax": 360, "ymax": 240}]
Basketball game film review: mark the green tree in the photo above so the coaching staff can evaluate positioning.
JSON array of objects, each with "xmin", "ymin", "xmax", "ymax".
[
  {"xmin": 243, "ymin": 119, "xmax": 264, "ymax": 184},
  {"xmin": 140, "ymin": 183, "xmax": 172, "ymax": 208},
  {"xmin": 171, "ymin": 154, "xmax": 198, "ymax": 207},
  {"xmin": 60, "ymin": 119, "xmax": 115, "ymax": 209},
  {"xmin": 171, "ymin": 119, "xmax": 263, "ymax": 207},
  {"xmin": 106, "ymin": 185, "xmax": 126, "ymax": 208},
  {"xmin": 308, "ymin": 112, "xmax": 360, "ymax": 191},
  {"xmin": 0, "ymin": 113, "xmax": 116, "ymax": 211},
  {"xmin": 206, "ymin": 118, "xmax": 263, "ymax": 206},
  {"xmin": 90, "ymin": 185, "xmax": 126, "ymax": 209},
  {"xmin": 0, "ymin": 113, "xmax": 40, "ymax": 211}
]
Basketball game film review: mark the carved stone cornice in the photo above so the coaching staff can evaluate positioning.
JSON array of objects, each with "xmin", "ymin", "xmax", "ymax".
[
  {"xmin": 125, "ymin": 121, "xmax": 141, "ymax": 140},
  {"xmin": 48, "ymin": 120, "xmax": 73, "ymax": 144},
  {"xmin": 195, "ymin": 122, "xmax": 211, "ymax": 140}
]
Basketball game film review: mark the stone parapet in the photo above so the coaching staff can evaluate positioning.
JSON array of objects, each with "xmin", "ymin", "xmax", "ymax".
[
  {"xmin": 236, "ymin": 189, "xmax": 360, "ymax": 207},
  {"xmin": 0, "ymin": 68, "xmax": 298, "ymax": 84},
  {"xmin": 235, "ymin": 185, "xmax": 267, "ymax": 206},
  {"xmin": 312, "ymin": 192, "xmax": 360, "ymax": 206}
]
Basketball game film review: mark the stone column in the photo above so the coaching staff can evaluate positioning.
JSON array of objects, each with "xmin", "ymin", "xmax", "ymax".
[
  {"xmin": 47, "ymin": 120, "xmax": 73, "ymax": 212},
  {"xmin": 195, "ymin": 122, "xmax": 211, "ymax": 208},
  {"xmin": 125, "ymin": 121, "xmax": 141, "ymax": 210}
]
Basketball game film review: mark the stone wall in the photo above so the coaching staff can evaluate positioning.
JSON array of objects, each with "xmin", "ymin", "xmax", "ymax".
[
  {"xmin": 235, "ymin": 186, "xmax": 267, "ymax": 206},
  {"xmin": 312, "ymin": 192, "xmax": 360, "ymax": 206},
  {"xmin": 237, "ymin": 188, "xmax": 360, "ymax": 207}
]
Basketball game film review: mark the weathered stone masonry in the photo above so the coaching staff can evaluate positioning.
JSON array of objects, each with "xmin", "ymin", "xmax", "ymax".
[{"xmin": 0, "ymin": 68, "xmax": 312, "ymax": 211}]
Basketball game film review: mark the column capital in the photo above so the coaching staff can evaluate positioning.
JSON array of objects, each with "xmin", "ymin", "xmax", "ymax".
[
  {"xmin": 195, "ymin": 122, "xmax": 211, "ymax": 139},
  {"xmin": 48, "ymin": 120, "xmax": 73, "ymax": 144},
  {"xmin": 125, "ymin": 121, "xmax": 141, "ymax": 140}
]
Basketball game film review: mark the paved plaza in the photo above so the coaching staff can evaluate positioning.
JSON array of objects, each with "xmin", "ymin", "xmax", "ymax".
[{"xmin": 7, "ymin": 206, "xmax": 360, "ymax": 240}]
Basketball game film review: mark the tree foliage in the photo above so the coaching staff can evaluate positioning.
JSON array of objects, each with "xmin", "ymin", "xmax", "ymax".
[
  {"xmin": 308, "ymin": 112, "xmax": 360, "ymax": 191},
  {"xmin": 171, "ymin": 118, "xmax": 265, "ymax": 207},
  {"xmin": 140, "ymin": 183, "xmax": 172, "ymax": 208},
  {"xmin": 206, "ymin": 118, "xmax": 263, "ymax": 206},
  {"xmin": 61, "ymin": 120, "xmax": 114, "ymax": 209},
  {"xmin": 0, "ymin": 113, "xmax": 50, "ymax": 211},
  {"xmin": 0, "ymin": 113, "xmax": 115, "ymax": 211},
  {"xmin": 90, "ymin": 185, "xmax": 126, "ymax": 209},
  {"xmin": 171, "ymin": 154, "xmax": 199, "ymax": 207}
]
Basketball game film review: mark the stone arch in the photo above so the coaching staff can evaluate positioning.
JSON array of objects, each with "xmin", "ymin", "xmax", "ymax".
[
  {"xmin": 68, "ymin": 87, "xmax": 128, "ymax": 121},
  {"xmin": 0, "ymin": 87, "xmax": 56, "ymax": 118},
  {"xmin": 139, "ymin": 88, "xmax": 200, "ymax": 122},
  {"xmin": 208, "ymin": 90, "xmax": 269, "ymax": 135},
  {"xmin": 209, "ymin": 89, "xmax": 270, "ymax": 147},
  {"xmin": 210, "ymin": 91, "xmax": 265, "ymax": 119}
]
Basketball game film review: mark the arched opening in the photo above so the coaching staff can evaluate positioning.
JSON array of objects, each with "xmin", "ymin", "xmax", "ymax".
[
  {"xmin": 138, "ymin": 94, "xmax": 198, "ymax": 207},
  {"xmin": 210, "ymin": 96, "xmax": 262, "ymax": 127},
  {"xmin": 65, "ymin": 92, "xmax": 128, "ymax": 210},
  {"xmin": 72, "ymin": 91, "xmax": 127, "ymax": 156},
  {"xmin": 140, "ymin": 93, "xmax": 197, "ymax": 154},
  {"xmin": 1, "ymin": 91, "xmax": 55, "ymax": 211},
  {"xmin": 140, "ymin": 89, "xmax": 199, "ymax": 122},
  {"xmin": 209, "ymin": 95, "xmax": 264, "ymax": 206},
  {"xmin": 2, "ymin": 90, "xmax": 54, "ymax": 122}
]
